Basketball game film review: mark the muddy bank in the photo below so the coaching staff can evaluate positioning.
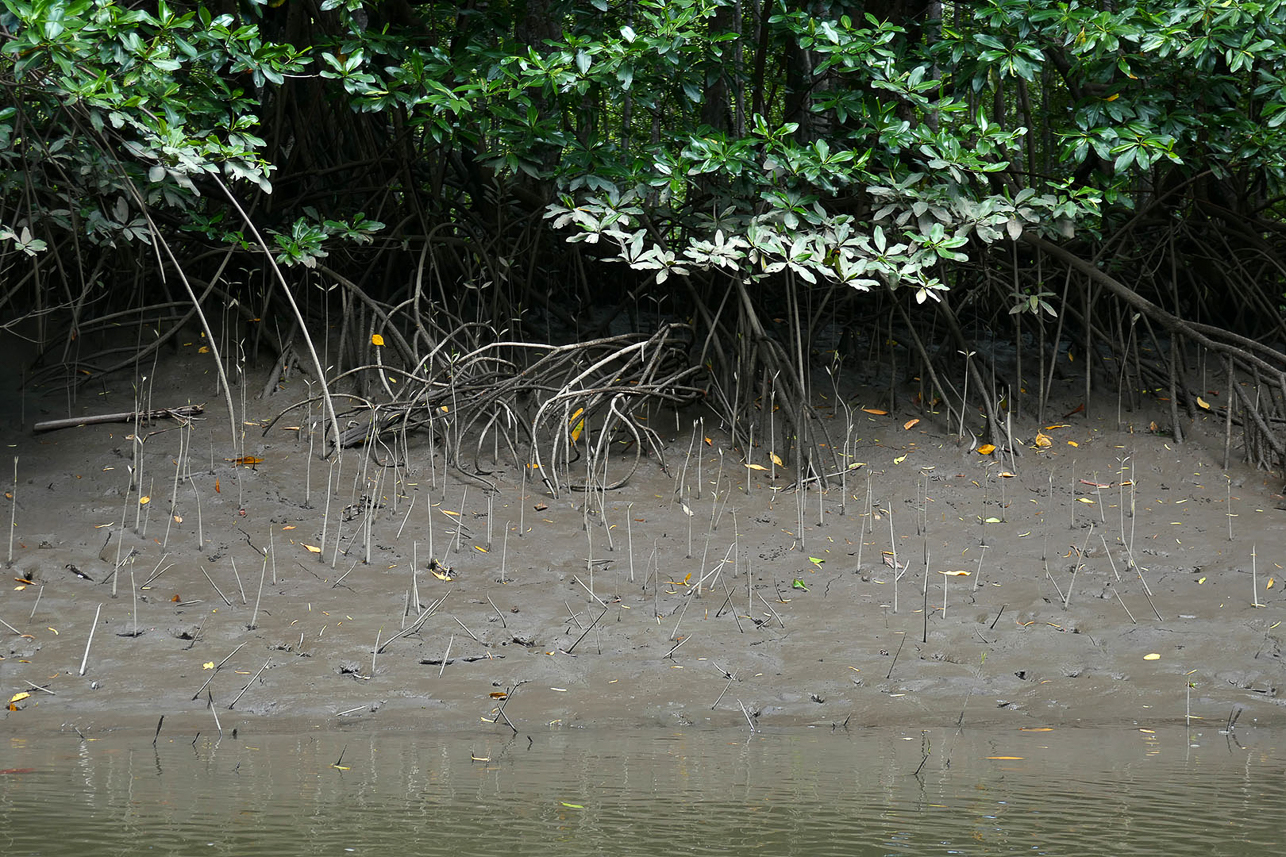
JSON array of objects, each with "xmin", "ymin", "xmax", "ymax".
[{"xmin": 2, "ymin": 348, "xmax": 1284, "ymax": 739}]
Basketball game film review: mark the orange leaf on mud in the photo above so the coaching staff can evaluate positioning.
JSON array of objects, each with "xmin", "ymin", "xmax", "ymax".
[
  {"xmin": 903, "ymin": 418, "xmax": 920, "ymax": 430},
  {"xmin": 977, "ymin": 444, "xmax": 996, "ymax": 455},
  {"xmin": 861, "ymin": 408, "xmax": 888, "ymax": 415}
]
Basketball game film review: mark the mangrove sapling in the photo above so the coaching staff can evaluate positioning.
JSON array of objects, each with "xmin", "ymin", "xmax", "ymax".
[
  {"xmin": 500, "ymin": 521, "xmax": 510, "ymax": 582},
  {"xmin": 79, "ymin": 603, "xmax": 102, "ymax": 676}
]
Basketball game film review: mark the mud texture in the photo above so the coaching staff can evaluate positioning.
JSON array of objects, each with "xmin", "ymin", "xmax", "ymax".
[{"xmin": 3, "ymin": 345, "xmax": 1285, "ymax": 739}]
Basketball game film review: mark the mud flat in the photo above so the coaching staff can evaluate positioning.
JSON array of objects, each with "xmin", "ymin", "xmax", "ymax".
[{"xmin": 2, "ymin": 350, "xmax": 1284, "ymax": 740}]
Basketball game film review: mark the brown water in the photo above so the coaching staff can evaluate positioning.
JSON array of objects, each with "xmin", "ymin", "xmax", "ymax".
[{"xmin": 2, "ymin": 726, "xmax": 1282, "ymax": 856}]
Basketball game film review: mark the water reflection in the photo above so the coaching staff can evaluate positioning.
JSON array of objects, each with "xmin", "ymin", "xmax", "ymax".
[{"xmin": 1, "ymin": 726, "xmax": 1281, "ymax": 856}]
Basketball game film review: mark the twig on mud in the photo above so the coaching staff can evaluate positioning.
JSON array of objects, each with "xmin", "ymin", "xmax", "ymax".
[
  {"xmin": 227, "ymin": 659, "xmax": 270, "ymax": 709},
  {"xmin": 565, "ymin": 606, "xmax": 608, "ymax": 655}
]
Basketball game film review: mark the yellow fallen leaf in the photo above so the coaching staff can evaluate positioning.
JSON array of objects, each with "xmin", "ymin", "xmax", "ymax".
[
  {"xmin": 474, "ymin": 545, "xmax": 488, "ymax": 553},
  {"xmin": 560, "ymin": 802, "xmax": 584, "ymax": 809},
  {"xmin": 139, "ymin": 496, "xmax": 150, "ymax": 505},
  {"xmin": 998, "ymin": 471, "xmax": 1015, "ymax": 478},
  {"xmin": 1198, "ymin": 576, "xmax": 1206, "ymax": 584},
  {"xmin": 9, "ymin": 691, "xmax": 30, "ymax": 704},
  {"xmin": 198, "ymin": 345, "xmax": 210, "ymax": 354},
  {"xmin": 1033, "ymin": 432, "xmax": 1052, "ymax": 448},
  {"xmin": 861, "ymin": 408, "xmax": 888, "ymax": 415},
  {"xmin": 939, "ymin": 570, "xmax": 971, "ymax": 576},
  {"xmin": 371, "ymin": 333, "xmax": 385, "ymax": 346},
  {"xmin": 431, "ymin": 569, "xmax": 454, "ymax": 581},
  {"xmin": 746, "ymin": 463, "xmax": 768, "ymax": 471},
  {"xmin": 172, "ymin": 515, "xmax": 183, "ymax": 523},
  {"xmin": 303, "ymin": 544, "xmax": 322, "ymax": 553},
  {"xmin": 770, "ymin": 452, "xmax": 784, "ymax": 467},
  {"xmin": 203, "ymin": 662, "xmax": 215, "ymax": 670},
  {"xmin": 442, "ymin": 509, "xmax": 461, "ymax": 517},
  {"xmin": 1269, "ymin": 577, "xmax": 1276, "ymax": 589},
  {"xmin": 977, "ymin": 444, "xmax": 996, "ymax": 455},
  {"xmin": 1196, "ymin": 396, "xmax": 1210, "ymax": 410},
  {"xmin": 1077, "ymin": 498, "xmax": 1095, "ymax": 504},
  {"xmin": 903, "ymin": 418, "xmax": 920, "ymax": 430},
  {"xmin": 893, "ymin": 454, "xmax": 907, "ymax": 464},
  {"xmin": 1144, "ymin": 653, "xmax": 1161, "ymax": 660},
  {"xmin": 1067, "ymin": 440, "xmax": 1079, "ymax": 447}
]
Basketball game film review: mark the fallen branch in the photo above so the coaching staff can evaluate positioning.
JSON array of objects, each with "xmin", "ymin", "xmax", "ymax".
[{"xmin": 33, "ymin": 405, "xmax": 204, "ymax": 434}]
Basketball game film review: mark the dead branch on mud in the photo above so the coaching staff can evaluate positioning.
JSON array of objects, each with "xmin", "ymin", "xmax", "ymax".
[{"xmin": 264, "ymin": 322, "xmax": 703, "ymax": 493}]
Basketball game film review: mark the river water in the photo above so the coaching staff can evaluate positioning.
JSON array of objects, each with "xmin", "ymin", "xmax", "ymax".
[{"xmin": 2, "ymin": 725, "xmax": 1281, "ymax": 856}]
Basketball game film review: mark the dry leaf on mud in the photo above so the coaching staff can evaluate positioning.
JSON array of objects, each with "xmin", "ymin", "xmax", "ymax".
[
  {"xmin": 746, "ymin": 463, "xmax": 768, "ymax": 471},
  {"xmin": 903, "ymin": 418, "xmax": 920, "ymax": 430},
  {"xmin": 861, "ymin": 408, "xmax": 887, "ymax": 415},
  {"xmin": 303, "ymin": 544, "xmax": 322, "ymax": 553},
  {"xmin": 977, "ymin": 444, "xmax": 996, "ymax": 455}
]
